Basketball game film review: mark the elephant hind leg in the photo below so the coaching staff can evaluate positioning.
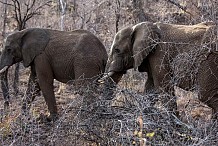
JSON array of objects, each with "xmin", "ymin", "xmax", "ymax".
[
  {"xmin": 203, "ymin": 95, "xmax": 218, "ymax": 121},
  {"xmin": 74, "ymin": 59, "xmax": 102, "ymax": 105}
]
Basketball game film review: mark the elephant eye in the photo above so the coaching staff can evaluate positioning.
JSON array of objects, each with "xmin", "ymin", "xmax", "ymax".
[
  {"xmin": 114, "ymin": 48, "xmax": 120, "ymax": 53},
  {"xmin": 7, "ymin": 48, "xmax": 12, "ymax": 53}
]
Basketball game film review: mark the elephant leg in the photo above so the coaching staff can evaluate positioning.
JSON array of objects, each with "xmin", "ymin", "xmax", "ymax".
[
  {"xmin": 12, "ymin": 63, "xmax": 20, "ymax": 95},
  {"xmin": 34, "ymin": 55, "xmax": 57, "ymax": 118},
  {"xmin": 22, "ymin": 66, "xmax": 41, "ymax": 111},
  {"xmin": 149, "ymin": 58, "xmax": 178, "ymax": 115},
  {"xmin": 201, "ymin": 92, "xmax": 218, "ymax": 121},
  {"xmin": 144, "ymin": 71, "xmax": 154, "ymax": 94},
  {"xmin": 197, "ymin": 54, "xmax": 218, "ymax": 121},
  {"xmin": 1, "ymin": 68, "xmax": 10, "ymax": 108}
]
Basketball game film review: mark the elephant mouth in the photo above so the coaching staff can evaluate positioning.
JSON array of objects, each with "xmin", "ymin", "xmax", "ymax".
[{"xmin": 0, "ymin": 66, "xmax": 9, "ymax": 74}]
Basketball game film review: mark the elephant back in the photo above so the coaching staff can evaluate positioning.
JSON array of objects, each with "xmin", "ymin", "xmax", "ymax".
[
  {"xmin": 156, "ymin": 22, "xmax": 215, "ymax": 44},
  {"xmin": 44, "ymin": 29, "xmax": 108, "ymax": 74},
  {"xmin": 45, "ymin": 29, "xmax": 106, "ymax": 57}
]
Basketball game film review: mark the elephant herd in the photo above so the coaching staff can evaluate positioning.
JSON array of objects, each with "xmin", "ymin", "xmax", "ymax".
[{"xmin": 0, "ymin": 21, "xmax": 217, "ymax": 121}]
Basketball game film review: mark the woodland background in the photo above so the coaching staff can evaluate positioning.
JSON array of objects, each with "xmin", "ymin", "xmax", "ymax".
[{"xmin": 0, "ymin": 0, "xmax": 218, "ymax": 146}]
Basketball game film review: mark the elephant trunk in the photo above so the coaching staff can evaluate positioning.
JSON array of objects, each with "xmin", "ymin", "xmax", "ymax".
[
  {"xmin": 0, "ymin": 50, "xmax": 15, "ymax": 73},
  {"xmin": 108, "ymin": 57, "xmax": 125, "ymax": 73},
  {"xmin": 0, "ymin": 54, "xmax": 11, "ymax": 73}
]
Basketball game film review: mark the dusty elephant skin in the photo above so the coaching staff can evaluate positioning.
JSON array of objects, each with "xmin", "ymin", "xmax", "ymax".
[
  {"xmin": 0, "ymin": 28, "xmax": 108, "ymax": 120},
  {"xmin": 102, "ymin": 21, "xmax": 218, "ymax": 120}
]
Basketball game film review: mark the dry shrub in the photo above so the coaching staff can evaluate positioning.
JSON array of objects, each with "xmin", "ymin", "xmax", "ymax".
[{"xmin": 0, "ymin": 71, "xmax": 218, "ymax": 146}]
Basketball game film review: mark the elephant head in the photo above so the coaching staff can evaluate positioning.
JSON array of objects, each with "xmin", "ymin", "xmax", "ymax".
[
  {"xmin": 105, "ymin": 22, "xmax": 160, "ymax": 83},
  {"xmin": 0, "ymin": 28, "xmax": 49, "ymax": 73}
]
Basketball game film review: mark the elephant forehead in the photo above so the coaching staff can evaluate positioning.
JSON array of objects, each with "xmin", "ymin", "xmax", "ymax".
[
  {"xmin": 116, "ymin": 27, "xmax": 132, "ymax": 40},
  {"xmin": 5, "ymin": 35, "xmax": 13, "ymax": 43},
  {"xmin": 5, "ymin": 33, "xmax": 19, "ymax": 45}
]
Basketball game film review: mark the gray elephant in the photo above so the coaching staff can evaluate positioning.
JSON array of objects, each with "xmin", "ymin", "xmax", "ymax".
[
  {"xmin": 101, "ymin": 21, "xmax": 218, "ymax": 119},
  {"xmin": 0, "ymin": 28, "xmax": 108, "ymax": 119}
]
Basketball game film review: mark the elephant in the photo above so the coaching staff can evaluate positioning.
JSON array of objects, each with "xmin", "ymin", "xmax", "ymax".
[
  {"xmin": 101, "ymin": 21, "xmax": 218, "ymax": 120},
  {"xmin": 0, "ymin": 28, "xmax": 108, "ymax": 120}
]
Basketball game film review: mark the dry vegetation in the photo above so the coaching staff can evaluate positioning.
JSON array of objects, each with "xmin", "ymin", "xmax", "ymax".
[{"xmin": 0, "ymin": 0, "xmax": 218, "ymax": 145}]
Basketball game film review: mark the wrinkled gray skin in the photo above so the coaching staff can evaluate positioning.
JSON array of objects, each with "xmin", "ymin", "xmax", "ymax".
[
  {"xmin": 0, "ymin": 28, "xmax": 108, "ymax": 119},
  {"xmin": 103, "ymin": 21, "xmax": 218, "ymax": 120}
]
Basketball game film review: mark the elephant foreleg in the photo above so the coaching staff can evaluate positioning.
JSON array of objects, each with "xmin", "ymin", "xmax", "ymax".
[
  {"xmin": 149, "ymin": 58, "xmax": 178, "ymax": 116},
  {"xmin": 22, "ymin": 66, "xmax": 41, "ymax": 111},
  {"xmin": 12, "ymin": 63, "xmax": 20, "ymax": 95},
  {"xmin": 34, "ymin": 54, "xmax": 57, "ymax": 118}
]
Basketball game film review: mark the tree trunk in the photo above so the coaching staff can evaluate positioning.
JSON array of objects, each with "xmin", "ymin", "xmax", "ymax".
[
  {"xmin": 132, "ymin": 0, "xmax": 148, "ymax": 23},
  {"xmin": 57, "ymin": 0, "xmax": 67, "ymax": 94},
  {"xmin": 115, "ymin": 0, "xmax": 120, "ymax": 33}
]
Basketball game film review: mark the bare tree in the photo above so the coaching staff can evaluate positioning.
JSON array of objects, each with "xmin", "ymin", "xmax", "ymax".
[
  {"xmin": 57, "ymin": 0, "xmax": 67, "ymax": 94},
  {"xmin": 2, "ymin": 0, "xmax": 7, "ymax": 37},
  {"xmin": 0, "ymin": 0, "xmax": 52, "ymax": 30},
  {"xmin": 115, "ymin": 0, "xmax": 120, "ymax": 33},
  {"xmin": 132, "ymin": 0, "xmax": 148, "ymax": 23}
]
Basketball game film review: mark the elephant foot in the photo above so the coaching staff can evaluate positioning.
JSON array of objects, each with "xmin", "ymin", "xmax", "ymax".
[
  {"xmin": 34, "ymin": 113, "xmax": 58, "ymax": 123},
  {"xmin": 4, "ymin": 101, "xmax": 9, "ymax": 109},
  {"xmin": 46, "ymin": 114, "xmax": 58, "ymax": 123}
]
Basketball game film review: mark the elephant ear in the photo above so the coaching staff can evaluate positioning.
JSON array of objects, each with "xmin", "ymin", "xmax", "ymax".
[
  {"xmin": 132, "ymin": 22, "xmax": 160, "ymax": 69},
  {"xmin": 21, "ymin": 28, "xmax": 49, "ymax": 67}
]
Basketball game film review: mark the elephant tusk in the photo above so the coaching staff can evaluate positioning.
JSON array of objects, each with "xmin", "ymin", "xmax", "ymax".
[
  {"xmin": 0, "ymin": 66, "xmax": 9, "ymax": 74},
  {"xmin": 107, "ymin": 71, "xmax": 115, "ymax": 77},
  {"xmin": 98, "ymin": 71, "xmax": 115, "ymax": 84}
]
